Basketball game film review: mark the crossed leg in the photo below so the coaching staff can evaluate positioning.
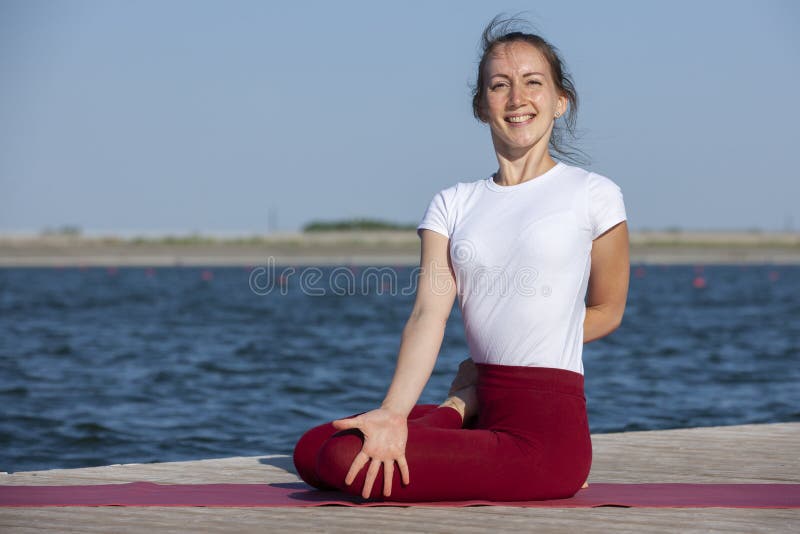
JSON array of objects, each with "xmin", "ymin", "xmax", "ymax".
[
  {"xmin": 294, "ymin": 361, "xmax": 588, "ymax": 497},
  {"xmin": 293, "ymin": 404, "xmax": 462, "ymax": 490},
  {"xmin": 307, "ymin": 404, "xmax": 586, "ymax": 502}
]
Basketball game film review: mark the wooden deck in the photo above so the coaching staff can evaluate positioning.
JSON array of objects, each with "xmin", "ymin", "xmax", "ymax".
[{"xmin": 2, "ymin": 422, "xmax": 798, "ymax": 533}]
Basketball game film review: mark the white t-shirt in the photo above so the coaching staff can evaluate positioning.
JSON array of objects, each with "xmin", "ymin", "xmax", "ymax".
[{"xmin": 416, "ymin": 161, "xmax": 627, "ymax": 375}]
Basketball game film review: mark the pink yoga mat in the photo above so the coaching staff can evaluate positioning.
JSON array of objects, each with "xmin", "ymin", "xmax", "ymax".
[{"xmin": 1, "ymin": 482, "xmax": 799, "ymax": 508}]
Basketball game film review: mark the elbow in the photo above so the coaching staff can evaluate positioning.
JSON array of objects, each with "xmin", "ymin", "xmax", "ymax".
[
  {"xmin": 591, "ymin": 304, "xmax": 624, "ymax": 336},
  {"xmin": 607, "ymin": 308, "xmax": 625, "ymax": 334},
  {"xmin": 608, "ymin": 316, "xmax": 623, "ymax": 335},
  {"xmin": 584, "ymin": 305, "xmax": 625, "ymax": 344}
]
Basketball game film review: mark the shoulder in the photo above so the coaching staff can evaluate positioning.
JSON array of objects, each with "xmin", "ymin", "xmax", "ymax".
[
  {"xmin": 553, "ymin": 164, "xmax": 625, "ymax": 198},
  {"xmin": 430, "ymin": 176, "xmax": 487, "ymax": 203},
  {"xmin": 447, "ymin": 176, "xmax": 487, "ymax": 194},
  {"xmin": 570, "ymin": 166, "xmax": 627, "ymax": 239},
  {"xmin": 552, "ymin": 162, "xmax": 610, "ymax": 185},
  {"xmin": 417, "ymin": 177, "xmax": 488, "ymax": 239},
  {"xmin": 576, "ymin": 165, "xmax": 624, "ymax": 192}
]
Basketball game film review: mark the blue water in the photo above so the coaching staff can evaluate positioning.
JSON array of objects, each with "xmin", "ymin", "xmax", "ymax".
[{"xmin": 0, "ymin": 264, "xmax": 798, "ymax": 473}]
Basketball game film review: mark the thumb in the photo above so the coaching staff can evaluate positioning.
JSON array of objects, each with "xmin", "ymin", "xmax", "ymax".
[{"xmin": 331, "ymin": 416, "xmax": 360, "ymax": 430}]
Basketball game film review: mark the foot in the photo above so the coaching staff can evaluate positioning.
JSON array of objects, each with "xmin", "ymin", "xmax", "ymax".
[
  {"xmin": 582, "ymin": 480, "xmax": 589, "ymax": 489},
  {"xmin": 439, "ymin": 384, "xmax": 478, "ymax": 423},
  {"xmin": 448, "ymin": 358, "xmax": 478, "ymax": 395},
  {"xmin": 440, "ymin": 358, "xmax": 480, "ymax": 424}
]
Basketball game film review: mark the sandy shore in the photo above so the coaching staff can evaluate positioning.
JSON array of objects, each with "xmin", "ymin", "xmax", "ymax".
[{"xmin": 1, "ymin": 231, "xmax": 798, "ymax": 266}]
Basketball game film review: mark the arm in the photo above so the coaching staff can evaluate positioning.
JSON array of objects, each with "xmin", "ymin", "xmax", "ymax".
[
  {"xmin": 381, "ymin": 229, "xmax": 458, "ymax": 415},
  {"xmin": 332, "ymin": 229, "xmax": 457, "ymax": 497},
  {"xmin": 584, "ymin": 221, "xmax": 629, "ymax": 343}
]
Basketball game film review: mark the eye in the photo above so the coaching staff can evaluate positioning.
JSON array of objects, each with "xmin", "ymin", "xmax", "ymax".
[
  {"xmin": 489, "ymin": 81, "xmax": 509, "ymax": 91},
  {"xmin": 527, "ymin": 79, "xmax": 542, "ymax": 86}
]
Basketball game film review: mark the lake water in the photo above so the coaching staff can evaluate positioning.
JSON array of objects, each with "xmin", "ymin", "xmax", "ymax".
[{"xmin": 0, "ymin": 264, "xmax": 798, "ymax": 472}]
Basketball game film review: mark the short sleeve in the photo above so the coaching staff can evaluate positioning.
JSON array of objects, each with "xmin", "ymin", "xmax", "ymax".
[
  {"xmin": 588, "ymin": 172, "xmax": 627, "ymax": 240},
  {"xmin": 416, "ymin": 186, "xmax": 455, "ymax": 239}
]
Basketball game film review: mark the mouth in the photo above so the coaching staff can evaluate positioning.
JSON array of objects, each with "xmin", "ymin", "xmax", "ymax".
[{"xmin": 505, "ymin": 113, "xmax": 536, "ymax": 124}]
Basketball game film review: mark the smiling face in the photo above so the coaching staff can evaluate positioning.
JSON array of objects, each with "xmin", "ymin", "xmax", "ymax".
[{"xmin": 479, "ymin": 41, "xmax": 567, "ymax": 158}]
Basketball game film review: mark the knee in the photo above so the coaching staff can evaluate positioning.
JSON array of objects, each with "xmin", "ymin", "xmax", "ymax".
[
  {"xmin": 315, "ymin": 429, "xmax": 364, "ymax": 490},
  {"xmin": 293, "ymin": 423, "xmax": 337, "ymax": 489}
]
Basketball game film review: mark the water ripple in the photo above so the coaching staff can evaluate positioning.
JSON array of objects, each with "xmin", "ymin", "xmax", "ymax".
[{"xmin": 0, "ymin": 265, "xmax": 798, "ymax": 471}]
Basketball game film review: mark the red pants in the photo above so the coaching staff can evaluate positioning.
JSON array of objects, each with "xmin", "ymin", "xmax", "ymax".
[{"xmin": 293, "ymin": 364, "xmax": 592, "ymax": 502}]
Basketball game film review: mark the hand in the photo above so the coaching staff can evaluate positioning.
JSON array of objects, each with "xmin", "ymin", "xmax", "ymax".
[
  {"xmin": 448, "ymin": 357, "xmax": 478, "ymax": 396},
  {"xmin": 331, "ymin": 408, "xmax": 411, "ymax": 498}
]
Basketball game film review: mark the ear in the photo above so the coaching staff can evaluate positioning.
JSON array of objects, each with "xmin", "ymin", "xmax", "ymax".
[
  {"xmin": 556, "ymin": 94, "xmax": 568, "ymax": 118},
  {"xmin": 476, "ymin": 99, "xmax": 489, "ymax": 123}
]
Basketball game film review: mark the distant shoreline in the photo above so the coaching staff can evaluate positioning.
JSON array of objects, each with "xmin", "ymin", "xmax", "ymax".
[{"xmin": 1, "ymin": 230, "xmax": 798, "ymax": 266}]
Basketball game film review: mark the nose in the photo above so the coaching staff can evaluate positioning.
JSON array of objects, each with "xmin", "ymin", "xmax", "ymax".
[{"xmin": 508, "ymin": 83, "xmax": 524, "ymax": 107}]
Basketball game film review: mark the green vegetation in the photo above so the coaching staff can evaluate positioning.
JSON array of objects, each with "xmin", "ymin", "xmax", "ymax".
[
  {"xmin": 40, "ymin": 225, "xmax": 82, "ymax": 237},
  {"xmin": 303, "ymin": 218, "xmax": 417, "ymax": 232},
  {"xmin": 125, "ymin": 235, "xmax": 309, "ymax": 246},
  {"xmin": 130, "ymin": 234, "xmax": 219, "ymax": 246},
  {"xmin": 634, "ymin": 239, "xmax": 800, "ymax": 249}
]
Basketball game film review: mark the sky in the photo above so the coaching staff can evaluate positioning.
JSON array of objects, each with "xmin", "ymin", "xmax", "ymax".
[{"xmin": 1, "ymin": 0, "xmax": 798, "ymax": 235}]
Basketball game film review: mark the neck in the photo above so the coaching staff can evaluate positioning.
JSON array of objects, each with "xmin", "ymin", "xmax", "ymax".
[{"xmin": 491, "ymin": 134, "xmax": 558, "ymax": 186}]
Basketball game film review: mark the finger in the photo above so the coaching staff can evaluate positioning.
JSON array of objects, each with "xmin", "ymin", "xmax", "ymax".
[
  {"xmin": 397, "ymin": 455, "xmax": 411, "ymax": 485},
  {"xmin": 383, "ymin": 460, "xmax": 393, "ymax": 497},
  {"xmin": 363, "ymin": 458, "xmax": 381, "ymax": 499},
  {"xmin": 344, "ymin": 451, "xmax": 369, "ymax": 486}
]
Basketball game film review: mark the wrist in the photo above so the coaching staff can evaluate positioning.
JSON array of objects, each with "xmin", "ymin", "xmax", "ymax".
[{"xmin": 380, "ymin": 401, "xmax": 410, "ymax": 418}]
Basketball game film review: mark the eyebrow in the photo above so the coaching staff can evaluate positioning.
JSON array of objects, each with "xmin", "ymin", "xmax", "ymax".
[{"xmin": 489, "ymin": 72, "xmax": 546, "ymax": 80}]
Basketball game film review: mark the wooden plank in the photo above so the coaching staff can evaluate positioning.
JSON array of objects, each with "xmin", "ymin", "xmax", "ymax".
[{"xmin": 1, "ymin": 422, "xmax": 798, "ymax": 532}]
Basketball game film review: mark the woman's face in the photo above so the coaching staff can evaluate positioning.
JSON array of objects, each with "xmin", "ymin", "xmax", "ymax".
[{"xmin": 480, "ymin": 41, "xmax": 567, "ymax": 156}]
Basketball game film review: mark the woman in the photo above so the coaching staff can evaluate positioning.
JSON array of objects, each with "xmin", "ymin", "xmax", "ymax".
[{"xmin": 293, "ymin": 17, "xmax": 629, "ymax": 502}]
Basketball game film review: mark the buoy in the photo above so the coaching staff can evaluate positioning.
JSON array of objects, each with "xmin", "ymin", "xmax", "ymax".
[
  {"xmin": 201, "ymin": 270, "xmax": 213, "ymax": 281},
  {"xmin": 692, "ymin": 276, "xmax": 706, "ymax": 289}
]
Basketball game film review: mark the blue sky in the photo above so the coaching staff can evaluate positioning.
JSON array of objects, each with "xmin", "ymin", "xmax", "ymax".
[{"xmin": 1, "ymin": 0, "xmax": 798, "ymax": 235}]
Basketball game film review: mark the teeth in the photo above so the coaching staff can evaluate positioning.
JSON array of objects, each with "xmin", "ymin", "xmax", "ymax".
[{"xmin": 507, "ymin": 114, "xmax": 535, "ymax": 123}]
